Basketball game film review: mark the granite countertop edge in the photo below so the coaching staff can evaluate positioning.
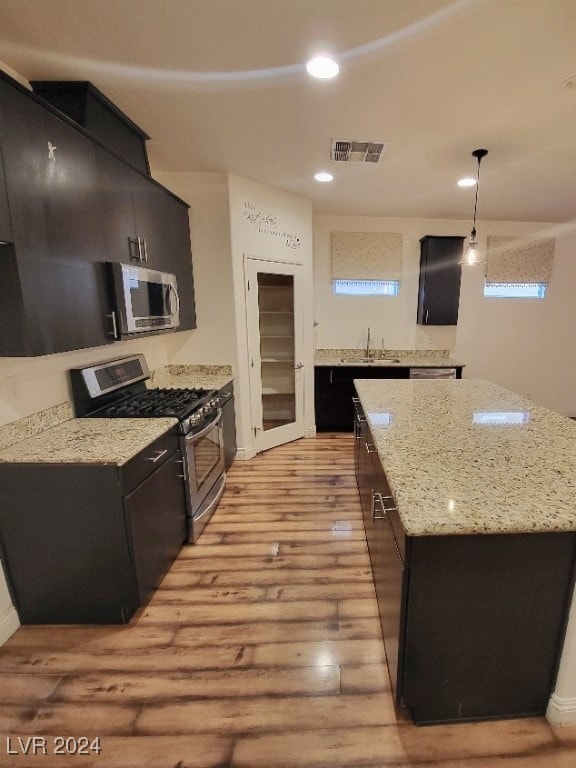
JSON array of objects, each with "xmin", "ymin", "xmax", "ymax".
[
  {"xmin": 0, "ymin": 363, "xmax": 233, "ymax": 464},
  {"xmin": 315, "ymin": 349, "xmax": 464, "ymax": 368},
  {"xmin": 354, "ymin": 378, "xmax": 576, "ymax": 538}
]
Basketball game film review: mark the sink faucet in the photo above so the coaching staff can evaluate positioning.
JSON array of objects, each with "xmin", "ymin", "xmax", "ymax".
[{"xmin": 365, "ymin": 327, "xmax": 371, "ymax": 358}]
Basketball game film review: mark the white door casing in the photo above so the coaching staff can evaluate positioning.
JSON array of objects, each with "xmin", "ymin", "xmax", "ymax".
[{"xmin": 245, "ymin": 257, "xmax": 305, "ymax": 453}]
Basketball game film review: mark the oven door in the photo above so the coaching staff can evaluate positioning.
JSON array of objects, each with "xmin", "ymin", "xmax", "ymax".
[{"xmin": 184, "ymin": 409, "xmax": 225, "ymax": 541}]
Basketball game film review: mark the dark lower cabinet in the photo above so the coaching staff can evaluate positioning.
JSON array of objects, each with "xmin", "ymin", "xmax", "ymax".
[
  {"xmin": 316, "ymin": 366, "xmax": 410, "ymax": 432},
  {"xmin": 219, "ymin": 382, "xmax": 237, "ymax": 471},
  {"xmin": 355, "ymin": 395, "xmax": 576, "ymax": 725},
  {"xmin": 0, "ymin": 430, "xmax": 186, "ymax": 624}
]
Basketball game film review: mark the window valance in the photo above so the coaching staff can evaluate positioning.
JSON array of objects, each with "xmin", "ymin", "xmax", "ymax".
[
  {"xmin": 486, "ymin": 236, "xmax": 555, "ymax": 284},
  {"xmin": 331, "ymin": 232, "xmax": 402, "ymax": 281}
]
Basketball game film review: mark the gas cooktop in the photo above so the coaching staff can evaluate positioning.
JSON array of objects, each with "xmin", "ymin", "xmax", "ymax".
[{"xmin": 90, "ymin": 386, "xmax": 214, "ymax": 419}]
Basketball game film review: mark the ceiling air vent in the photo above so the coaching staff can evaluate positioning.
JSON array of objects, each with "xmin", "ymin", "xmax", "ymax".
[{"xmin": 331, "ymin": 140, "xmax": 387, "ymax": 163}]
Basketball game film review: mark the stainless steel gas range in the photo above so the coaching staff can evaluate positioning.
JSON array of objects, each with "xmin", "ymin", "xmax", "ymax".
[{"xmin": 70, "ymin": 354, "xmax": 228, "ymax": 542}]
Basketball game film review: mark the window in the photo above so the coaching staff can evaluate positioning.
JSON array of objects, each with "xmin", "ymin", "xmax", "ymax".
[
  {"xmin": 483, "ymin": 283, "xmax": 547, "ymax": 299},
  {"xmin": 333, "ymin": 279, "xmax": 399, "ymax": 296}
]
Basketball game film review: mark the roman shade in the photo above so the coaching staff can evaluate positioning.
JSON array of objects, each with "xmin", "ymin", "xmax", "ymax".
[
  {"xmin": 331, "ymin": 232, "xmax": 402, "ymax": 281},
  {"xmin": 486, "ymin": 236, "xmax": 555, "ymax": 284}
]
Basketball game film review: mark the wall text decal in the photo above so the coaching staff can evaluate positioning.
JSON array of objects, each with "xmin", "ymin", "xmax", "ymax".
[{"xmin": 244, "ymin": 202, "xmax": 301, "ymax": 249}]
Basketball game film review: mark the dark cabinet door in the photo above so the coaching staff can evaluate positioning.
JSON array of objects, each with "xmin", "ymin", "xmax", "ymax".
[
  {"xmin": 123, "ymin": 451, "xmax": 187, "ymax": 605},
  {"xmin": 354, "ymin": 412, "xmax": 408, "ymax": 704},
  {"xmin": 371, "ymin": 459, "xmax": 407, "ymax": 705},
  {"xmin": 219, "ymin": 383, "xmax": 237, "ymax": 471},
  {"xmin": 417, "ymin": 236, "xmax": 464, "ymax": 325},
  {"xmin": 0, "ymin": 463, "xmax": 138, "ymax": 624},
  {"xmin": 0, "ymin": 79, "xmax": 116, "ymax": 354},
  {"xmin": 0, "ymin": 148, "xmax": 12, "ymax": 242},
  {"xmin": 315, "ymin": 366, "xmax": 409, "ymax": 432},
  {"xmin": 129, "ymin": 169, "xmax": 197, "ymax": 330},
  {"xmin": 0, "ymin": 73, "xmax": 198, "ymax": 356}
]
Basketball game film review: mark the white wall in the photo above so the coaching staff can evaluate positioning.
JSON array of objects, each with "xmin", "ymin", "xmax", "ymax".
[
  {"xmin": 228, "ymin": 175, "xmax": 315, "ymax": 455},
  {"xmin": 314, "ymin": 215, "xmax": 576, "ymax": 416}
]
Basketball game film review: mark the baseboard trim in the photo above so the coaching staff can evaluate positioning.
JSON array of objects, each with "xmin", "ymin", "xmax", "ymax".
[
  {"xmin": 0, "ymin": 606, "xmax": 19, "ymax": 646},
  {"xmin": 235, "ymin": 445, "xmax": 257, "ymax": 461},
  {"xmin": 547, "ymin": 693, "xmax": 576, "ymax": 727}
]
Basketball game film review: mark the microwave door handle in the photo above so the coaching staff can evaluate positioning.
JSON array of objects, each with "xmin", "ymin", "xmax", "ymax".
[{"xmin": 169, "ymin": 283, "xmax": 180, "ymax": 321}]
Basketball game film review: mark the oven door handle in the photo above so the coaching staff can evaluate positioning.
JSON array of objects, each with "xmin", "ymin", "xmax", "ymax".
[
  {"xmin": 194, "ymin": 474, "xmax": 226, "ymax": 523},
  {"xmin": 186, "ymin": 409, "xmax": 222, "ymax": 442}
]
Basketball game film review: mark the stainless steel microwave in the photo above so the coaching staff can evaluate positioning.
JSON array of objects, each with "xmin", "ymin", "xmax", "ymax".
[{"xmin": 107, "ymin": 262, "xmax": 180, "ymax": 337}]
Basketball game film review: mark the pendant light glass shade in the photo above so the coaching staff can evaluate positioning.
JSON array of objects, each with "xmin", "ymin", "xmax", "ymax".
[
  {"xmin": 463, "ymin": 228, "xmax": 481, "ymax": 265},
  {"xmin": 460, "ymin": 149, "xmax": 488, "ymax": 266}
]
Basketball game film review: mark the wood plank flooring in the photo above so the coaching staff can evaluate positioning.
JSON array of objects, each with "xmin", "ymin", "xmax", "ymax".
[{"xmin": 1, "ymin": 433, "xmax": 576, "ymax": 767}]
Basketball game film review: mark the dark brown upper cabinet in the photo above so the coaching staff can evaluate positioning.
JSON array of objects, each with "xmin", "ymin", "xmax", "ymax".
[
  {"xmin": 0, "ymin": 71, "xmax": 196, "ymax": 357},
  {"xmin": 31, "ymin": 80, "xmax": 150, "ymax": 175},
  {"xmin": 417, "ymin": 236, "xmax": 464, "ymax": 326}
]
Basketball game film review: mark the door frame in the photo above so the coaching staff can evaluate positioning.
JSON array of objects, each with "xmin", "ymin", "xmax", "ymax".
[{"xmin": 244, "ymin": 256, "xmax": 305, "ymax": 453}]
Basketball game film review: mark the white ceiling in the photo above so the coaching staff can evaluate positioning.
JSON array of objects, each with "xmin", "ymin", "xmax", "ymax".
[{"xmin": 1, "ymin": 0, "xmax": 575, "ymax": 222}]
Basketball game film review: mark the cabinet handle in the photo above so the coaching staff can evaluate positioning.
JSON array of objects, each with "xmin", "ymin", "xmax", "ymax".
[
  {"xmin": 294, "ymin": 362, "xmax": 303, "ymax": 369},
  {"xmin": 366, "ymin": 443, "xmax": 376, "ymax": 454},
  {"xmin": 425, "ymin": 309, "xmax": 429, "ymax": 323},
  {"xmin": 372, "ymin": 491, "xmax": 398, "ymax": 520},
  {"xmin": 176, "ymin": 457, "xmax": 187, "ymax": 481},
  {"xmin": 329, "ymin": 369, "xmax": 333, "ymax": 384},
  {"xmin": 142, "ymin": 238, "xmax": 149, "ymax": 263},
  {"xmin": 145, "ymin": 449, "xmax": 168, "ymax": 463},
  {"xmin": 372, "ymin": 490, "xmax": 387, "ymax": 520}
]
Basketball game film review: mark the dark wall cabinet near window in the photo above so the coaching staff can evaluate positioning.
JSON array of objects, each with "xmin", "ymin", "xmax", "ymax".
[
  {"xmin": 417, "ymin": 236, "xmax": 464, "ymax": 325},
  {"xmin": 354, "ymin": 396, "xmax": 576, "ymax": 725},
  {"xmin": 0, "ymin": 71, "xmax": 196, "ymax": 357},
  {"xmin": 0, "ymin": 429, "xmax": 186, "ymax": 624}
]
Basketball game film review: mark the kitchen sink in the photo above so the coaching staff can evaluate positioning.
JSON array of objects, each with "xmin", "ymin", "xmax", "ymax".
[{"xmin": 340, "ymin": 357, "xmax": 401, "ymax": 364}]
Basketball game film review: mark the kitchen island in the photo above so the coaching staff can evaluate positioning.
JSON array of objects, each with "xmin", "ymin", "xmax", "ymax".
[{"xmin": 354, "ymin": 378, "xmax": 576, "ymax": 725}]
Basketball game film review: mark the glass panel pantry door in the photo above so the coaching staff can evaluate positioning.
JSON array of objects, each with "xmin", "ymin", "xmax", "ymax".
[{"xmin": 245, "ymin": 258, "xmax": 305, "ymax": 453}]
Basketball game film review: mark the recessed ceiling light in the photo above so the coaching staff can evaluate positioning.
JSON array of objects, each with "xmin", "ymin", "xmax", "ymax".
[
  {"xmin": 458, "ymin": 177, "xmax": 477, "ymax": 187},
  {"xmin": 315, "ymin": 172, "xmax": 334, "ymax": 183},
  {"xmin": 306, "ymin": 56, "xmax": 339, "ymax": 79}
]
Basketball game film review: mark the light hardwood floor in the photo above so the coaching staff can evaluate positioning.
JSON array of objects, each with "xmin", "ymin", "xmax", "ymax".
[{"xmin": 1, "ymin": 433, "xmax": 575, "ymax": 767}]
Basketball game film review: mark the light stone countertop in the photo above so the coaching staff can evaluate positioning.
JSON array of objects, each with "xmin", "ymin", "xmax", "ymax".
[
  {"xmin": 0, "ymin": 364, "xmax": 233, "ymax": 463},
  {"xmin": 0, "ymin": 418, "xmax": 177, "ymax": 466},
  {"xmin": 354, "ymin": 378, "xmax": 576, "ymax": 536},
  {"xmin": 315, "ymin": 348, "xmax": 464, "ymax": 368},
  {"xmin": 150, "ymin": 365, "xmax": 233, "ymax": 391}
]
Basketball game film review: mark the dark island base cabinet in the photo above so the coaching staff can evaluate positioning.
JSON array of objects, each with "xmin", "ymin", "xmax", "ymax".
[
  {"xmin": 0, "ymin": 431, "xmax": 187, "ymax": 624},
  {"xmin": 354, "ymin": 401, "xmax": 576, "ymax": 725}
]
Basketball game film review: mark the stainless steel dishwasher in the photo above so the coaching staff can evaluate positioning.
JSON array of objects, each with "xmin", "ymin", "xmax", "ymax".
[{"xmin": 409, "ymin": 367, "xmax": 457, "ymax": 379}]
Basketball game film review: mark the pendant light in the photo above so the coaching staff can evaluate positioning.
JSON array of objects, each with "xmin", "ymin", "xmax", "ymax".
[{"xmin": 461, "ymin": 148, "xmax": 488, "ymax": 266}]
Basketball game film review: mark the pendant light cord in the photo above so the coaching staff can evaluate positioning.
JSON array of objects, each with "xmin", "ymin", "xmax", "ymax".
[{"xmin": 470, "ymin": 148, "xmax": 488, "ymax": 237}]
